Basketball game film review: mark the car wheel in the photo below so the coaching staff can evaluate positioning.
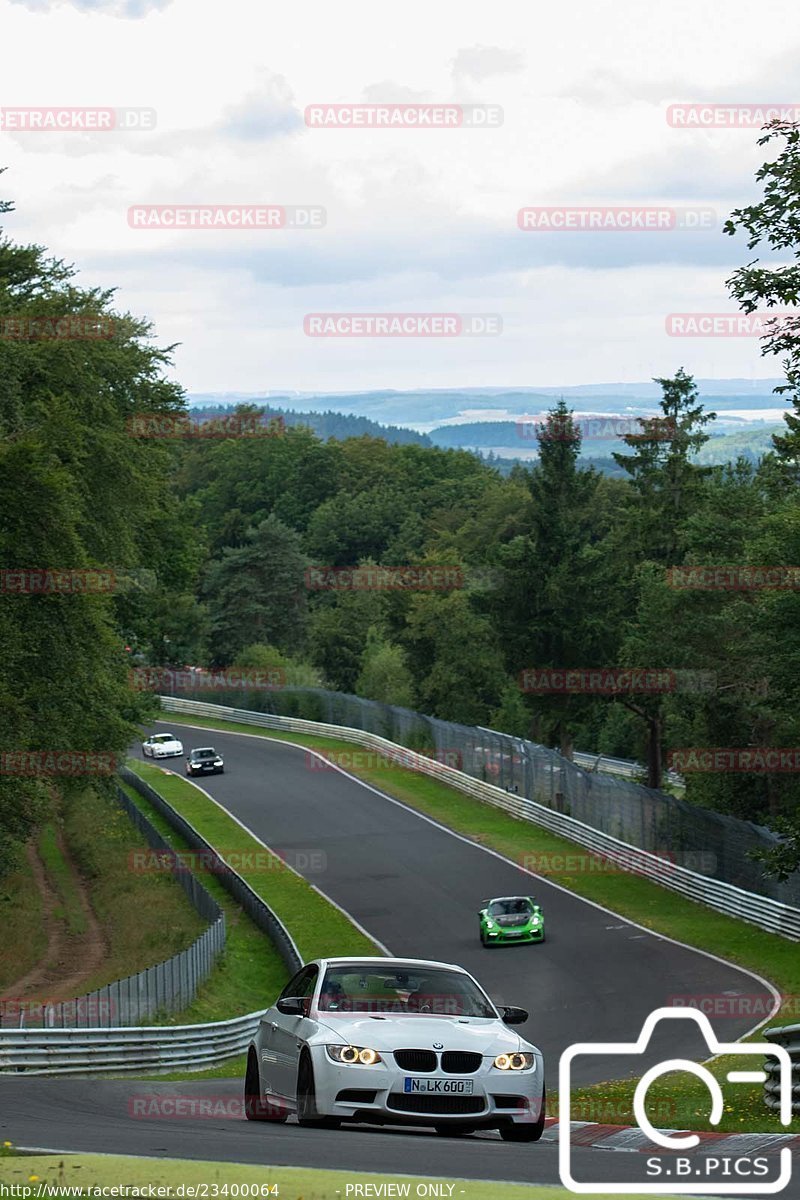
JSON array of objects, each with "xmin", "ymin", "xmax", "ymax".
[
  {"xmin": 244, "ymin": 1052, "xmax": 287, "ymax": 1122},
  {"xmin": 296, "ymin": 1052, "xmax": 340, "ymax": 1128},
  {"xmin": 500, "ymin": 1088, "xmax": 546, "ymax": 1142},
  {"xmin": 434, "ymin": 1125, "xmax": 476, "ymax": 1137}
]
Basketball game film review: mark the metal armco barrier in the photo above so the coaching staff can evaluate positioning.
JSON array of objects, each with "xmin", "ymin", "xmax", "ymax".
[
  {"xmin": 764, "ymin": 1024, "xmax": 800, "ymax": 1113},
  {"xmin": 0, "ymin": 1011, "xmax": 264, "ymax": 1075},
  {"xmin": 159, "ymin": 696, "xmax": 800, "ymax": 941},
  {"xmin": 0, "ymin": 785, "xmax": 226, "ymax": 1031}
]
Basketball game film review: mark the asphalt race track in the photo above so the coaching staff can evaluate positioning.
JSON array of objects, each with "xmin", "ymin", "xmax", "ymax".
[{"xmin": 0, "ymin": 718, "xmax": 784, "ymax": 1192}]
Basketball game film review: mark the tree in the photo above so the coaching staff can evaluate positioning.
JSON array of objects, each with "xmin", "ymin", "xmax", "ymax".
[
  {"xmin": 402, "ymin": 583, "xmax": 507, "ymax": 726},
  {"xmin": 0, "ymin": 177, "xmax": 185, "ymax": 870},
  {"xmin": 203, "ymin": 515, "xmax": 308, "ymax": 663},
  {"xmin": 234, "ymin": 642, "xmax": 322, "ymax": 687},
  {"xmin": 724, "ymin": 121, "xmax": 800, "ymax": 470},
  {"xmin": 488, "ymin": 403, "xmax": 625, "ymax": 757},
  {"xmin": 355, "ymin": 627, "xmax": 415, "ymax": 707},
  {"xmin": 612, "ymin": 369, "xmax": 716, "ymax": 562}
]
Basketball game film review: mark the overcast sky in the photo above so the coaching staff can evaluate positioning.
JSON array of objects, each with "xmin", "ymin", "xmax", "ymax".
[{"xmin": 1, "ymin": 0, "xmax": 798, "ymax": 395}]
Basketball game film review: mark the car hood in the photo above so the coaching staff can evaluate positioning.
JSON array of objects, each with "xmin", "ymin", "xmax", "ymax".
[{"xmin": 312, "ymin": 1014, "xmax": 530, "ymax": 1055}]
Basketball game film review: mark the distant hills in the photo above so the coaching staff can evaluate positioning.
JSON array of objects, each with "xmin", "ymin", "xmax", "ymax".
[
  {"xmin": 189, "ymin": 380, "xmax": 789, "ymax": 431},
  {"xmin": 186, "ymin": 380, "xmax": 790, "ymax": 474}
]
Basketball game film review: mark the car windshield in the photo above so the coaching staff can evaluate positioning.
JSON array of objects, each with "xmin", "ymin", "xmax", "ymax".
[
  {"xmin": 152, "ymin": 734, "xmax": 175, "ymax": 744},
  {"xmin": 193, "ymin": 749, "xmax": 216, "ymax": 758},
  {"xmin": 317, "ymin": 964, "xmax": 497, "ymax": 1018},
  {"xmin": 489, "ymin": 898, "xmax": 532, "ymax": 916}
]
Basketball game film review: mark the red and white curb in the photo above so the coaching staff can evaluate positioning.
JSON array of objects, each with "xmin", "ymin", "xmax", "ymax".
[{"xmin": 535, "ymin": 1118, "xmax": 800, "ymax": 1155}]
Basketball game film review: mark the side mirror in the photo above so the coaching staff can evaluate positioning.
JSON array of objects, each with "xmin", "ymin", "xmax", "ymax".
[
  {"xmin": 277, "ymin": 996, "xmax": 307, "ymax": 1016},
  {"xmin": 500, "ymin": 1005, "xmax": 528, "ymax": 1026}
]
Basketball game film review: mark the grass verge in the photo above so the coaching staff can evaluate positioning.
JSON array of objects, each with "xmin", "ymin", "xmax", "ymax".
[
  {"xmin": 157, "ymin": 711, "xmax": 800, "ymax": 1133},
  {"xmin": 37, "ymin": 822, "xmax": 87, "ymax": 937},
  {"xmin": 58, "ymin": 785, "xmax": 209, "ymax": 997},
  {"xmin": 0, "ymin": 1151, "xmax": 687, "ymax": 1200},
  {"xmin": 116, "ymin": 778, "xmax": 288, "ymax": 1033},
  {"xmin": 0, "ymin": 852, "xmax": 45, "ymax": 992}
]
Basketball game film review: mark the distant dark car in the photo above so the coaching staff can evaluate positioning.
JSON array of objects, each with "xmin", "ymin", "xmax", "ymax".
[{"xmin": 186, "ymin": 747, "xmax": 224, "ymax": 776}]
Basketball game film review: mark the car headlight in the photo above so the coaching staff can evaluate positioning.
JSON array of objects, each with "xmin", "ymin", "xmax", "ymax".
[
  {"xmin": 214, "ymin": 759, "xmax": 223, "ymax": 766},
  {"xmin": 493, "ymin": 1052, "xmax": 534, "ymax": 1071},
  {"xmin": 531, "ymin": 917, "xmax": 540, "ymax": 925},
  {"xmin": 326, "ymin": 1044, "xmax": 382, "ymax": 1065},
  {"xmin": 485, "ymin": 920, "xmax": 495, "ymax": 929}
]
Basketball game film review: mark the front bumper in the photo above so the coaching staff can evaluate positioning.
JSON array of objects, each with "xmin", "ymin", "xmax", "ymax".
[
  {"xmin": 188, "ymin": 764, "xmax": 223, "ymax": 773},
  {"xmin": 154, "ymin": 749, "xmax": 183, "ymax": 758},
  {"xmin": 310, "ymin": 1050, "xmax": 544, "ymax": 1127},
  {"xmin": 484, "ymin": 925, "xmax": 544, "ymax": 944}
]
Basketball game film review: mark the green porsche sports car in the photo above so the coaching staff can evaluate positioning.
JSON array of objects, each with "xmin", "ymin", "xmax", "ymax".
[{"xmin": 479, "ymin": 895, "xmax": 545, "ymax": 946}]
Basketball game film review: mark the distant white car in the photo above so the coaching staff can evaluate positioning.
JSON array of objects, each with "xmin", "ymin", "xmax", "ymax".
[
  {"xmin": 142, "ymin": 732, "xmax": 184, "ymax": 759},
  {"xmin": 245, "ymin": 956, "xmax": 545, "ymax": 1141}
]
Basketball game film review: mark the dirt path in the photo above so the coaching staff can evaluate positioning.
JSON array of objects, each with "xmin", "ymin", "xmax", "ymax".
[{"xmin": 0, "ymin": 830, "xmax": 107, "ymax": 1005}]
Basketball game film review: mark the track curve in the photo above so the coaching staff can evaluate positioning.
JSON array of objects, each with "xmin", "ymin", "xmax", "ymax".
[{"xmin": 0, "ymin": 718, "xmax": 781, "ymax": 1187}]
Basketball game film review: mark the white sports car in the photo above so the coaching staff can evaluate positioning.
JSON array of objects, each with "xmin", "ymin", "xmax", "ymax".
[
  {"xmin": 141, "ymin": 732, "xmax": 184, "ymax": 759},
  {"xmin": 245, "ymin": 956, "xmax": 545, "ymax": 1140}
]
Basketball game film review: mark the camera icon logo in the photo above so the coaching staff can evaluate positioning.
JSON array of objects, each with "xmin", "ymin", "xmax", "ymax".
[{"xmin": 559, "ymin": 1007, "xmax": 793, "ymax": 1194}]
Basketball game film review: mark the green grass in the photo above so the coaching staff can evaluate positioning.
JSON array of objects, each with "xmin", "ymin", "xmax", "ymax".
[
  {"xmin": 116, "ymin": 779, "xmax": 288, "ymax": 1029},
  {"xmin": 59, "ymin": 786, "xmax": 209, "ymax": 995},
  {"xmin": 0, "ymin": 1152, "xmax": 688, "ymax": 1200},
  {"xmin": 37, "ymin": 822, "xmax": 87, "ymax": 937},
  {"xmin": 157, "ymin": 710, "xmax": 800, "ymax": 1132},
  {"xmin": 0, "ymin": 853, "xmax": 45, "ymax": 992}
]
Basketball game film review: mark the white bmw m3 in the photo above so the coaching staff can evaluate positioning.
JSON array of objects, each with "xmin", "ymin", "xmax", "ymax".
[{"xmin": 245, "ymin": 957, "xmax": 545, "ymax": 1140}]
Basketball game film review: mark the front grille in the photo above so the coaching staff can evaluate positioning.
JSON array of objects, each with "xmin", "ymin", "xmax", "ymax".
[
  {"xmin": 441, "ymin": 1051, "xmax": 482, "ymax": 1074},
  {"xmin": 336, "ymin": 1089, "xmax": 377, "ymax": 1104},
  {"xmin": 492, "ymin": 1094, "xmax": 529, "ymax": 1109},
  {"xmin": 388, "ymin": 1093, "xmax": 485, "ymax": 1115},
  {"xmin": 394, "ymin": 1049, "xmax": 437, "ymax": 1072}
]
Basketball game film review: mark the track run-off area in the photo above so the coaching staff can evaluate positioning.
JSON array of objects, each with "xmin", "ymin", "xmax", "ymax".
[{"xmin": 0, "ymin": 719, "xmax": 787, "ymax": 1193}]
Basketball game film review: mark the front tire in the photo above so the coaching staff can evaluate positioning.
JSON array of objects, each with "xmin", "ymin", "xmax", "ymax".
[
  {"xmin": 500, "ymin": 1087, "xmax": 546, "ymax": 1142},
  {"xmin": 245, "ymin": 1052, "xmax": 287, "ymax": 1122},
  {"xmin": 296, "ymin": 1053, "xmax": 340, "ymax": 1129}
]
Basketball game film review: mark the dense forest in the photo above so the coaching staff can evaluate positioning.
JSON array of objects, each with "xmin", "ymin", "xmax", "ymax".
[{"xmin": 3, "ymin": 121, "xmax": 800, "ymax": 881}]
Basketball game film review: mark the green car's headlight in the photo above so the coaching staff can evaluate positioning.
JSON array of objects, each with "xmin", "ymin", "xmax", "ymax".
[
  {"xmin": 493, "ymin": 1052, "xmax": 534, "ymax": 1071},
  {"xmin": 326, "ymin": 1044, "xmax": 382, "ymax": 1065},
  {"xmin": 485, "ymin": 920, "xmax": 495, "ymax": 929}
]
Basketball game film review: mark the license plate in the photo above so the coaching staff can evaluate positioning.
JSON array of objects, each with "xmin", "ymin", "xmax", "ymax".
[
  {"xmin": 403, "ymin": 1077, "xmax": 474, "ymax": 1094},
  {"xmin": 505, "ymin": 930, "xmax": 523, "ymax": 937}
]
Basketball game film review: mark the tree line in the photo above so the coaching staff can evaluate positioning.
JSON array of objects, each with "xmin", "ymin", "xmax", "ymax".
[{"xmin": 3, "ymin": 120, "xmax": 800, "ymax": 879}]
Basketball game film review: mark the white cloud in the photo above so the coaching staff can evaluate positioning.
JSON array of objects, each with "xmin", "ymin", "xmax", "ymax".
[{"xmin": 1, "ymin": 0, "xmax": 798, "ymax": 391}]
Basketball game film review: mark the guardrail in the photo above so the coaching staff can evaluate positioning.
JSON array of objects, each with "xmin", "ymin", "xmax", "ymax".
[
  {"xmin": 572, "ymin": 749, "xmax": 684, "ymax": 788},
  {"xmin": 0, "ymin": 1011, "xmax": 264, "ymax": 1075},
  {"xmin": 161, "ymin": 695, "xmax": 800, "ymax": 941},
  {"xmin": 764, "ymin": 1024, "xmax": 800, "ymax": 1114}
]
